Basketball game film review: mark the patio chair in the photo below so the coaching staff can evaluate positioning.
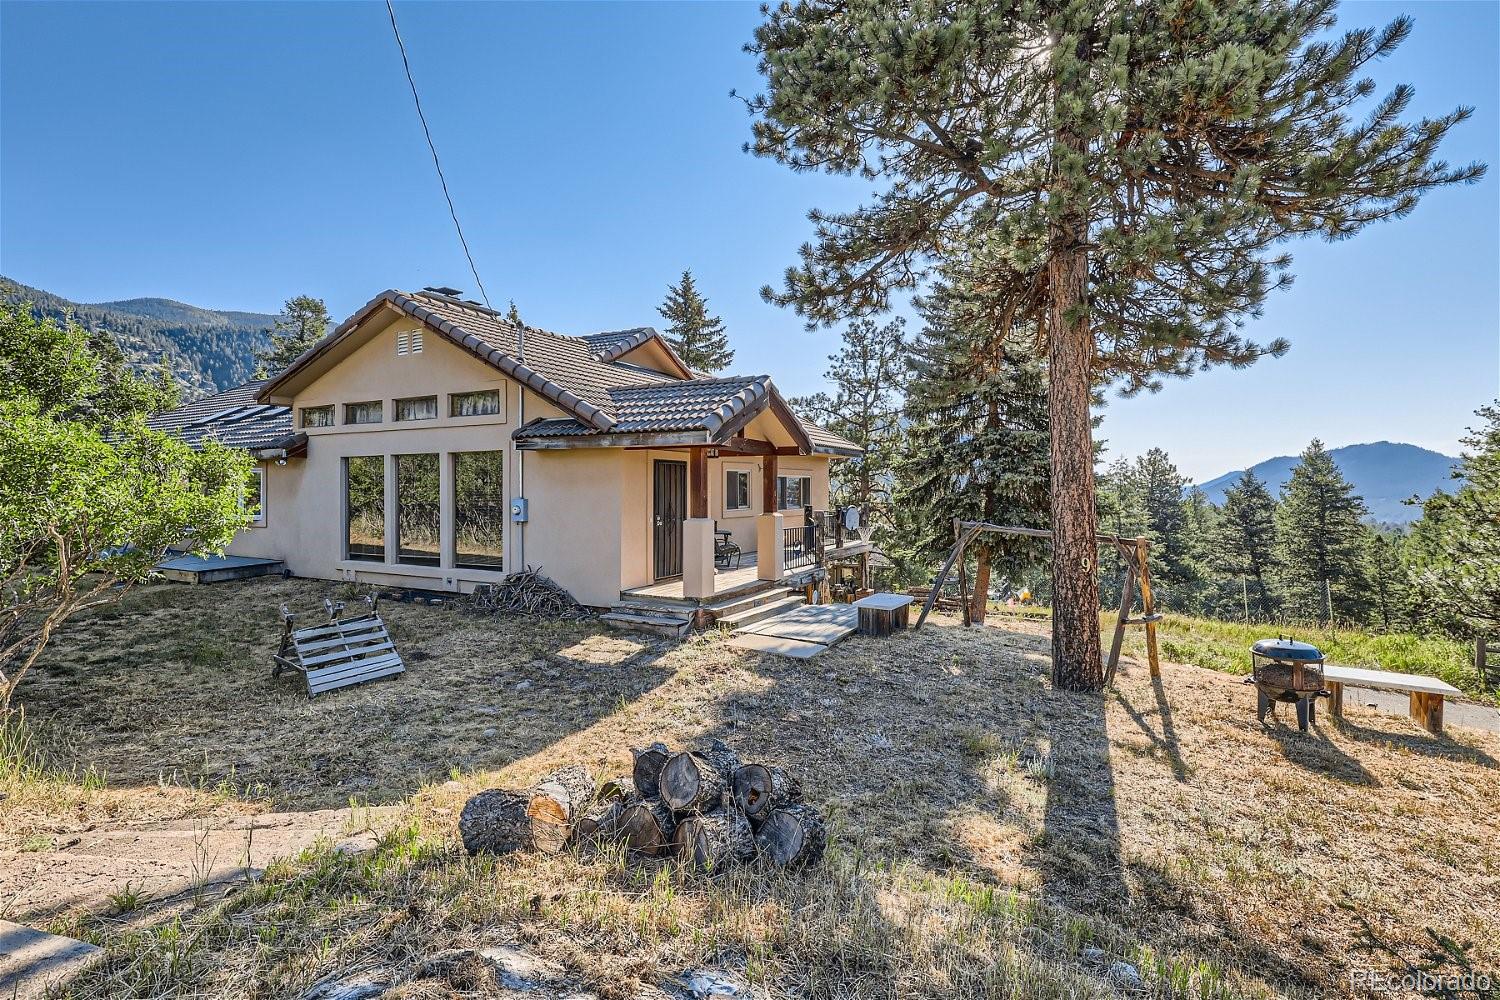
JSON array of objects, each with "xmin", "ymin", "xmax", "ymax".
[{"xmin": 713, "ymin": 521, "xmax": 742, "ymax": 569}]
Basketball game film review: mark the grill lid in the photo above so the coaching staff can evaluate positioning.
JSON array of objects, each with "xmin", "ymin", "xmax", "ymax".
[{"xmin": 1251, "ymin": 638, "xmax": 1324, "ymax": 661}]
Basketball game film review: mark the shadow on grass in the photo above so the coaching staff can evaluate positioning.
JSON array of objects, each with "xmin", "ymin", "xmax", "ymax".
[
  {"xmin": 1112, "ymin": 676, "xmax": 1188, "ymax": 783},
  {"xmin": 1333, "ymin": 717, "xmax": 1499, "ymax": 769}
]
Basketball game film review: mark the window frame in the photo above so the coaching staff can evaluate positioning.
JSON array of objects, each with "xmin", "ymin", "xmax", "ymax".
[
  {"xmin": 299, "ymin": 405, "xmax": 334, "ymax": 429},
  {"xmin": 776, "ymin": 474, "xmax": 814, "ymax": 511},
  {"xmin": 453, "ymin": 450, "xmax": 506, "ymax": 571},
  {"xmin": 247, "ymin": 466, "xmax": 267, "ymax": 528},
  {"xmin": 344, "ymin": 400, "xmax": 383, "ymax": 425},
  {"xmin": 394, "ymin": 395, "xmax": 438, "ymax": 422},
  {"xmin": 344, "ymin": 455, "xmax": 386, "ymax": 562},
  {"xmin": 449, "ymin": 388, "xmax": 503, "ymax": 419},
  {"xmin": 723, "ymin": 468, "xmax": 752, "ymax": 513},
  {"xmin": 394, "ymin": 453, "xmax": 441, "ymax": 567}
]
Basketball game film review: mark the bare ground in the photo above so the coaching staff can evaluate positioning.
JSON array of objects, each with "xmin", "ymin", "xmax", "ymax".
[{"xmin": 4, "ymin": 578, "xmax": 1498, "ymax": 999}]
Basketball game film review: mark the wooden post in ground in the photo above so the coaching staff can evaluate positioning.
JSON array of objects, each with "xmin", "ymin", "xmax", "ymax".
[
  {"xmin": 1409, "ymin": 691, "xmax": 1444, "ymax": 735},
  {"xmin": 1135, "ymin": 537, "xmax": 1161, "ymax": 679},
  {"xmin": 1478, "ymin": 637, "xmax": 1490, "ymax": 690},
  {"xmin": 1104, "ymin": 547, "xmax": 1138, "ymax": 686}
]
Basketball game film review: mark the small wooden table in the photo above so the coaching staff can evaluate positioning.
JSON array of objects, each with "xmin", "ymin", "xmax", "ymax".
[
  {"xmin": 853, "ymin": 593, "xmax": 913, "ymax": 637},
  {"xmin": 1322, "ymin": 664, "xmax": 1464, "ymax": 735}
]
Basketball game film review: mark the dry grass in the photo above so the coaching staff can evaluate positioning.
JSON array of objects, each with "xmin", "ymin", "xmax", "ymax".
[{"xmin": 8, "ymin": 579, "xmax": 1500, "ymax": 998}]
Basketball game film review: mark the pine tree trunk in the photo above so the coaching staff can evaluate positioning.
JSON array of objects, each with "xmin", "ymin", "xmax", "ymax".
[
  {"xmin": 969, "ymin": 550, "xmax": 991, "ymax": 626},
  {"xmin": 1046, "ymin": 45, "xmax": 1103, "ymax": 691},
  {"xmin": 458, "ymin": 789, "xmax": 533, "ymax": 856}
]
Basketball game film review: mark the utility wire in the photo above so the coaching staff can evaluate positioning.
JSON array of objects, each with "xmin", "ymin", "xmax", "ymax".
[{"xmin": 384, "ymin": 0, "xmax": 493, "ymax": 312}]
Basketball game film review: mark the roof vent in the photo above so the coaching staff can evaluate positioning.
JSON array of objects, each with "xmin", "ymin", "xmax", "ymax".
[{"xmin": 422, "ymin": 285, "xmax": 463, "ymax": 298}]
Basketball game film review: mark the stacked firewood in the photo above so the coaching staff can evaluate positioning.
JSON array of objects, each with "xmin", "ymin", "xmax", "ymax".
[{"xmin": 458, "ymin": 739, "xmax": 826, "ymax": 873}]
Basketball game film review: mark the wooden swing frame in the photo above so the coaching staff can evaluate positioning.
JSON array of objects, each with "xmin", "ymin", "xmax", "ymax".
[{"xmin": 914, "ymin": 520, "xmax": 1162, "ymax": 683}]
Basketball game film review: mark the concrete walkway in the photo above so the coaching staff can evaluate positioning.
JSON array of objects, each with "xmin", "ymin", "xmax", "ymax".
[{"xmin": 1342, "ymin": 686, "xmax": 1500, "ymax": 735}]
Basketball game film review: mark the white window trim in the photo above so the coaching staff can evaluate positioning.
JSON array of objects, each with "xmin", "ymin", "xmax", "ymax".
[
  {"xmin": 248, "ymin": 466, "xmax": 267, "ymax": 528},
  {"xmin": 723, "ymin": 465, "xmax": 754, "ymax": 516}
]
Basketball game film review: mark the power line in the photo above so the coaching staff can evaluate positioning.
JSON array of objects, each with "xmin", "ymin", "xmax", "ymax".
[{"xmin": 384, "ymin": 0, "xmax": 492, "ymax": 311}]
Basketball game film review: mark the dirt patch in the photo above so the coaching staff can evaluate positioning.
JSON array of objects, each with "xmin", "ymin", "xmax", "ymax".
[{"xmin": 9, "ymin": 582, "xmax": 1500, "ymax": 998}]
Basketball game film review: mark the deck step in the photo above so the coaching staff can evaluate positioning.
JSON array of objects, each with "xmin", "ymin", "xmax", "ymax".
[
  {"xmin": 601, "ymin": 609, "xmax": 691, "ymax": 639},
  {"xmin": 718, "ymin": 594, "xmax": 807, "ymax": 630}
]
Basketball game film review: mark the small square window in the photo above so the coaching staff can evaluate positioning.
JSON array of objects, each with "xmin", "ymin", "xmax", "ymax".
[
  {"xmin": 395, "ymin": 396, "xmax": 438, "ymax": 421},
  {"xmin": 345, "ymin": 400, "xmax": 383, "ymax": 425},
  {"xmin": 300, "ymin": 405, "xmax": 334, "ymax": 428},
  {"xmin": 450, "ymin": 389, "xmax": 502, "ymax": 418},
  {"xmin": 725, "ymin": 470, "xmax": 751, "ymax": 511}
]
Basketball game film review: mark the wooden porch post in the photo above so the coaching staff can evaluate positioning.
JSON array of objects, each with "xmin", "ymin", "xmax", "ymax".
[
  {"xmin": 762, "ymin": 453, "xmax": 778, "ymax": 514},
  {"xmin": 757, "ymin": 454, "xmax": 785, "ymax": 581},
  {"xmin": 689, "ymin": 447, "xmax": 709, "ymax": 520}
]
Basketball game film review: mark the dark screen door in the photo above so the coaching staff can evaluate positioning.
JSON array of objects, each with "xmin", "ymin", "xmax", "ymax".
[{"xmin": 653, "ymin": 459, "xmax": 686, "ymax": 580}]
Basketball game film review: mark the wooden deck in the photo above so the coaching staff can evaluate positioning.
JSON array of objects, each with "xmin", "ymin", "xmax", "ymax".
[
  {"xmin": 725, "ymin": 603, "xmax": 859, "ymax": 659},
  {"xmin": 623, "ymin": 552, "xmax": 808, "ymax": 602}
]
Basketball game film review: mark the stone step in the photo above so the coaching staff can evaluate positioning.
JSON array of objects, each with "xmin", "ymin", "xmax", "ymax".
[
  {"xmin": 601, "ymin": 610, "xmax": 691, "ymax": 639},
  {"xmin": 703, "ymin": 584, "xmax": 796, "ymax": 617},
  {"xmin": 718, "ymin": 594, "xmax": 807, "ymax": 631}
]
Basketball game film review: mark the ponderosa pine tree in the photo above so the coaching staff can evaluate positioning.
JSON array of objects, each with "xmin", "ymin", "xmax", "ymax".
[
  {"xmin": 1212, "ymin": 471, "xmax": 1281, "ymax": 617},
  {"xmin": 657, "ymin": 271, "xmax": 733, "ymax": 374},
  {"xmin": 745, "ymin": 0, "xmax": 1481, "ymax": 689},
  {"xmin": 789, "ymin": 317, "xmax": 906, "ymax": 527},
  {"xmin": 1406, "ymin": 402, "xmax": 1500, "ymax": 640},
  {"xmin": 1134, "ymin": 449, "xmax": 1195, "ymax": 597},
  {"xmin": 893, "ymin": 267, "xmax": 1050, "ymax": 625},
  {"xmin": 254, "ymin": 295, "xmax": 330, "ymax": 379},
  {"xmin": 1276, "ymin": 441, "xmax": 1372, "ymax": 624}
]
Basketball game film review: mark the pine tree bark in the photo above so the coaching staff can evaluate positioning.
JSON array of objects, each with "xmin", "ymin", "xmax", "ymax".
[
  {"xmin": 754, "ymin": 803, "xmax": 827, "ymax": 868},
  {"xmin": 660, "ymin": 740, "xmax": 741, "ymax": 813},
  {"xmin": 527, "ymin": 764, "xmax": 596, "ymax": 854},
  {"xmin": 616, "ymin": 796, "xmax": 677, "ymax": 856},
  {"xmin": 731, "ymin": 763, "xmax": 802, "ymax": 825},
  {"xmin": 1046, "ymin": 59, "xmax": 1104, "ymax": 691},
  {"xmin": 969, "ymin": 550, "xmax": 992, "ymax": 626},
  {"xmin": 673, "ymin": 807, "xmax": 756, "ymax": 873},
  {"xmin": 458, "ymin": 789, "xmax": 533, "ymax": 856}
]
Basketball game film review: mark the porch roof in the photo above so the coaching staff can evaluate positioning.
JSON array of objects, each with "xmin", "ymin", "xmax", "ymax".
[{"xmin": 145, "ymin": 379, "xmax": 304, "ymax": 455}]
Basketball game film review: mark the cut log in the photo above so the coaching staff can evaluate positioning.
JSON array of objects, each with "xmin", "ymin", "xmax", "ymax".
[
  {"xmin": 572, "ymin": 792, "xmax": 637, "ymax": 853},
  {"xmin": 527, "ymin": 764, "xmax": 595, "ymax": 854},
  {"xmin": 660, "ymin": 740, "xmax": 741, "ymax": 813},
  {"xmin": 615, "ymin": 796, "xmax": 676, "ymax": 856},
  {"xmin": 731, "ymin": 764, "xmax": 802, "ymax": 824},
  {"xmin": 755, "ymin": 803, "xmax": 827, "ymax": 868},
  {"xmin": 631, "ymin": 742, "xmax": 672, "ymax": 799},
  {"xmin": 458, "ymin": 788, "xmax": 532, "ymax": 856},
  {"xmin": 674, "ymin": 806, "xmax": 755, "ymax": 874},
  {"xmin": 597, "ymin": 775, "xmax": 632, "ymax": 803}
]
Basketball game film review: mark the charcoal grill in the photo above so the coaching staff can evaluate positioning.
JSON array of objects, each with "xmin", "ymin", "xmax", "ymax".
[{"xmin": 1247, "ymin": 637, "xmax": 1329, "ymax": 731}]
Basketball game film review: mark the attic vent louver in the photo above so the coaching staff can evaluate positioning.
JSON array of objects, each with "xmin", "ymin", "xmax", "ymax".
[
  {"xmin": 411, "ymin": 330, "xmax": 423, "ymax": 354},
  {"xmin": 396, "ymin": 332, "xmax": 409, "ymax": 357}
]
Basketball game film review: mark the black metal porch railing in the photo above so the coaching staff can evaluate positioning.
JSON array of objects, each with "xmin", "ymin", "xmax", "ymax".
[{"xmin": 780, "ymin": 508, "xmax": 867, "ymax": 570}]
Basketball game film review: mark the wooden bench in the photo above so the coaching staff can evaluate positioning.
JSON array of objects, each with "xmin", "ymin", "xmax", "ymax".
[
  {"xmin": 853, "ymin": 593, "xmax": 913, "ymax": 637},
  {"xmin": 1322, "ymin": 665, "xmax": 1464, "ymax": 736}
]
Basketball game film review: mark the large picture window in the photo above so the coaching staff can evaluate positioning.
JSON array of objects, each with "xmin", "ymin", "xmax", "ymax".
[
  {"xmin": 345, "ymin": 456, "xmax": 385, "ymax": 561},
  {"xmin": 776, "ymin": 475, "xmax": 813, "ymax": 511},
  {"xmin": 725, "ymin": 469, "xmax": 750, "ymax": 511},
  {"xmin": 450, "ymin": 389, "xmax": 502, "ymax": 418},
  {"xmin": 395, "ymin": 453, "xmax": 440, "ymax": 566},
  {"xmin": 454, "ymin": 451, "xmax": 505, "ymax": 569}
]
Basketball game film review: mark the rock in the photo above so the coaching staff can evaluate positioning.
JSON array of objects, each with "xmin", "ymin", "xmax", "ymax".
[
  {"xmin": 865, "ymin": 732, "xmax": 894, "ymax": 751},
  {"xmin": 673, "ymin": 968, "xmax": 759, "ymax": 999},
  {"xmin": 1106, "ymin": 960, "xmax": 1144, "ymax": 990},
  {"xmin": 483, "ymin": 727, "xmax": 497, "ymax": 737},
  {"xmin": 332, "ymin": 832, "xmax": 380, "ymax": 857},
  {"xmin": 479, "ymin": 944, "xmax": 567, "ymax": 991},
  {"xmin": 516, "ymin": 680, "xmax": 533, "ymax": 691},
  {"xmin": 301, "ymin": 970, "xmax": 391, "ymax": 1000},
  {"xmin": 1080, "ymin": 945, "xmax": 1106, "ymax": 963}
]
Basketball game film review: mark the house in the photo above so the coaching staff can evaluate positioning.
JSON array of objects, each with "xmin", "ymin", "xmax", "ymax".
[{"xmin": 147, "ymin": 287, "xmax": 868, "ymax": 616}]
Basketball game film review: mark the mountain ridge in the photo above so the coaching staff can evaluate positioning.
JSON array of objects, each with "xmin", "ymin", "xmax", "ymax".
[
  {"xmin": 1196, "ymin": 441, "xmax": 1460, "ymax": 523},
  {"xmin": 1, "ymin": 277, "xmax": 276, "ymax": 399}
]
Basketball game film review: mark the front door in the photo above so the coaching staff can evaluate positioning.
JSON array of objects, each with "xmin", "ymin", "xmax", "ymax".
[{"xmin": 652, "ymin": 459, "xmax": 687, "ymax": 580}]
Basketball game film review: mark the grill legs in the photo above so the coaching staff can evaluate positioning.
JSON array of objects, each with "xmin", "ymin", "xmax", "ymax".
[{"xmin": 1257, "ymin": 690, "xmax": 1318, "ymax": 732}]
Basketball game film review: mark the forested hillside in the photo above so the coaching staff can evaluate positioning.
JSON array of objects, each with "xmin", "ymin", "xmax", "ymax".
[{"xmin": 0, "ymin": 277, "xmax": 275, "ymax": 399}]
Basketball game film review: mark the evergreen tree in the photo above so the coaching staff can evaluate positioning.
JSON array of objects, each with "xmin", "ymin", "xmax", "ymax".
[
  {"xmin": 892, "ymin": 268, "xmax": 1050, "ymax": 625},
  {"xmin": 1211, "ymin": 471, "xmax": 1281, "ymax": 618},
  {"xmin": 1363, "ymin": 528, "xmax": 1411, "ymax": 631},
  {"xmin": 1134, "ymin": 449, "xmax": 1195, "ymax": 596},
  {"xmin": 657, "ymin": 271, "xmax": 733, "ymax": 373},
  {"xmin": 254, "ymin": 295, "xmax": 329, "ymax": 379},
  {"xmin": 1275, "ymin": 441, "xmax": 1372, "ymax": 624},
  {"xmin": 1406, "ymin": 402, "xmax": 1500, "ymax": 639},
  {"xmin": 1178, "ymin": 487, "xmax": 1221, "ymax": 616},
  {"xmin": 789, "ymin": 317, "xmax": 906, "ymax": 527},
  {"xmin": 745, "ymin": 0, "xmax": 1481, "ymax": 689}
]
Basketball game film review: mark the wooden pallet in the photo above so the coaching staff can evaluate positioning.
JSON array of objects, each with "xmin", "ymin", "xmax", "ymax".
[{"xmin": 273, "ymin": 598, "xmax": 405, "ymax": 697}]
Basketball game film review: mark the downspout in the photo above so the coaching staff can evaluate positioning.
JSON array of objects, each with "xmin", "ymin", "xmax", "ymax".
[{"xmin": 516, "ymin": 322, "xmax": 526, "ymax": 571}]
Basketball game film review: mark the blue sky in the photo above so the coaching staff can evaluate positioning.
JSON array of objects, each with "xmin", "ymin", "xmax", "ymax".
[{"xmin": 2, "ymin": 1, "xmax": 1495, "ymax": 482}]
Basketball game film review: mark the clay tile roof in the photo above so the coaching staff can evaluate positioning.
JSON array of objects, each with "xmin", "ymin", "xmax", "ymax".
[
  {"xmin": 796, "ymin": 418, "xmax": 864, "ymax": 456},
  {"xmin": 146, "ymin": 380, "xmax": 299, "ymax": 451}
]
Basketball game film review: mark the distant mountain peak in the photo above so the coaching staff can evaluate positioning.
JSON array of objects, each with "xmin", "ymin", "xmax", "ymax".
[{"xmin": 1197, "ymin": 441, "xmax": 1460, "ymax": 523}]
